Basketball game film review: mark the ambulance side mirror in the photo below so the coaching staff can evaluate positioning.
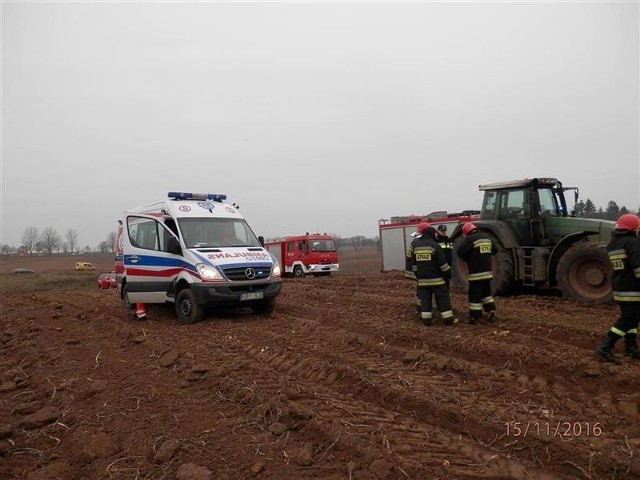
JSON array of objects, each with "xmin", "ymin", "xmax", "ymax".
[
  {"xmin": 258, "ymin": 236, "xmax": 265, "ymax": 247},
  {"xmin": 166, "ymin": 236, "xmax": 182, "ymax": 255}
]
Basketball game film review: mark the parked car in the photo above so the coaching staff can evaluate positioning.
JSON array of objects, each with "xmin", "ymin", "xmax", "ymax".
[
  {"xmin": 13, "ymin": 268, "xmax": 34, "ymax": 274},
  {"xmin": 75, "ymin": 262, "xmax": 95, "ymax": 271},
  {"xmin": 97, "ymin": 271, "xmax": 116, "ymax": 289}
]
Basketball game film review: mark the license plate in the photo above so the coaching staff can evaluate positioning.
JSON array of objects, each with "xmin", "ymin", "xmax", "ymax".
[{"xmin": 240, "ymin": 292, "xmax": 263, "ymax": 301}]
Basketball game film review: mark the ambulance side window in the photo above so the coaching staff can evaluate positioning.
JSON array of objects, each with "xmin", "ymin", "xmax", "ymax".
[
  {"xmin": 164, "ymin": 219, "xmax": 179, "ymax": 238},
  {"xmin": 163, "ymin": 219, "xmax": 180, "ymax": 248},
  {"xmin": 127, "ymin": 217, "xmax": 160, "ymax": 251}
]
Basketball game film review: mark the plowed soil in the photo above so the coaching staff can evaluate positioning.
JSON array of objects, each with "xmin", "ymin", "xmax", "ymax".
[{"xmin": 1, "ymin": 248, "xmax": 640, "ymax": 480}]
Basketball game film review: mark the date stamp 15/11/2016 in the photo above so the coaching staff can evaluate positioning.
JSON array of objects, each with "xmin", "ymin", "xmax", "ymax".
[{"xmin": 505, "ymin": 421, "xmax": 603, "ymax": 438}]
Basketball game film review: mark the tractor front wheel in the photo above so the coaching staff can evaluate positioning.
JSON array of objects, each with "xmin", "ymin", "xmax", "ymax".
[
  {"xmin": 556, "ymin": 241, "xmax": 612, "ymax": 304},
  {"xmin": 452, "ymin": 232, "xmax": 515, "ymax": 296}
]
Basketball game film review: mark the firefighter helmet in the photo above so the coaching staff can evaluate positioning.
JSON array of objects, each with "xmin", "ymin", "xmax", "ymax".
[
  {"xmin": 437, "ymin": 224, "xmax": 447, "ymax": 233},
  {"xmin": 416, "ymin": 222, "xmax": 431, "ymax": 235},
  {"xmin": 615, "ymin": 213, "xmax": 640, "ymax": 232},
  {"xmin": 462, "ymin": 222, "xmax": 478, "ymax": 237}
]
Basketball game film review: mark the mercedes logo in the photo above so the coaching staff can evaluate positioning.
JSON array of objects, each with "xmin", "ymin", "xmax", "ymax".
[{"xmin": 245, "ymin": 268, "xmax": 256, "ymax": 279}]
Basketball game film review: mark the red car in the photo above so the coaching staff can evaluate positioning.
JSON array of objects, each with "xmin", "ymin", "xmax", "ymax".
[{"xmin": 97, "ymin": 271, "xmax": 117, "ymax": 289}]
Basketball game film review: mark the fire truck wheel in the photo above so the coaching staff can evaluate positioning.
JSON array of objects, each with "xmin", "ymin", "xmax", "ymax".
[
  {"xmin": 293, "ymin": 266, "xmax": 305, "ymax": 278},
  {"xmin": 176, "ymin": 289, "xmax": 204, "ymax": 324},
  {"xmin": 252, "ymin": 298, "xmax": 276, "ymax": 315}
]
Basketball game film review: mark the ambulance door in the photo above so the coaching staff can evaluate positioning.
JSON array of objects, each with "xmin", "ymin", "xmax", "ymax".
[{"xmin": 124, "ymin": 215, "xmax": 181, "ymax": 304}]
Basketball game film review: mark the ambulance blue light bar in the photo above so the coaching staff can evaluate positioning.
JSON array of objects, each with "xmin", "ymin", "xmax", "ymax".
[{"xmin": 168, "ymin": 192, "xmax": 227, "ymax": 201}]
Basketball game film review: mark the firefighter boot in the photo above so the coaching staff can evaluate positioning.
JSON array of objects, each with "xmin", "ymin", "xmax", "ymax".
[
  {"xmin": 468, "ymin": 312, "xmax": 481, "ymax": 325},
  {"xmin": 595, "ymin": 333, "xmax": 621, "ymax": 364},
  {"xmin": 624, "ymin": 335, "xmax": 640, "ymax": 360},
  {"xmin": 135, "ymin": 303, "xmax": 147, "ymax": 321}
]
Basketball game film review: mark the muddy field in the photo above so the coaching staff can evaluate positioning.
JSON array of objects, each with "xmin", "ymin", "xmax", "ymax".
[{"xmin": 1, "ymin": 248, "xmax": 640, "ymax": 480}]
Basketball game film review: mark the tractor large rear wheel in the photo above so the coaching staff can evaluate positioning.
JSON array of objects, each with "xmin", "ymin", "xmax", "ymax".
[
  {"xmin": 452, "ymin": 232, "xmax": 515, "ymax": 296},
  {"xmin": 556, "ymin": 241, "xmax": 612, "ymax": 304}
]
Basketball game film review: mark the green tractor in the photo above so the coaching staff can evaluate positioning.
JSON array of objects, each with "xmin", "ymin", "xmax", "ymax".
[{"xmin": 451, "ymin": 177, "xmax": 616, "ymax": 304}]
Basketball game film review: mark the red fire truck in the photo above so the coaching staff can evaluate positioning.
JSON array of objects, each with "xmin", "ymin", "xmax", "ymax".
[
  {"xmin": 265, "ymin": 234, "xmax": 339, "ymax": 278},
  {"xmin": 379, "ymin": 210, "xmax": 480, "ymax": 272}
]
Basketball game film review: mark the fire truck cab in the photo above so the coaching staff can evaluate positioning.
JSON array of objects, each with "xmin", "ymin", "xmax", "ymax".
[
  {"xmin": 115, "ymin": 192, "xmax": 282, "ymax": 323},
  {"xmin": 265, "ymin": 234, "xmax": 339, "ymax": 278}
]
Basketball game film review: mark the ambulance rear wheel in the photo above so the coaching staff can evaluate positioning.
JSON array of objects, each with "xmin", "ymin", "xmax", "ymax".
[
  {"xmin": 293, "ymin": 266, "xmax": 304, "ymax": 278},
  {"xmin": 176, "ymin": 289, "xmax": 203, "ymax": 324},
  {"xmin": 122, "ymin": 284, "xmax": 134, "ymax": 310}
]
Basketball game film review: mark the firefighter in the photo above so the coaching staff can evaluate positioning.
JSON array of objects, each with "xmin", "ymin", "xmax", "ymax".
[
  {"xmin": 595, "ymin": 213, "xmax": 640, "ymax": 364},
  {"xmin": 435, "ymin": 224, "xmax": 453, "ymax": 287},
  {"xmin": 406, "ymin": 224, "xmax": 423, "ymax": 314},
  {"xmin": 456, "ymin": 222, "xmax": 497, "ymax": 324},
  {"xmin": 406, "ymin": 222, "xmax": 454, "ymax": 326}
]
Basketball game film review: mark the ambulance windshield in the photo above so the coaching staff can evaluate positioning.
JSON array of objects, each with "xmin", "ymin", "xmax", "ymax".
[{"xmin": 178, "ymin": 218, "xmax": 262, "ymax": 248}]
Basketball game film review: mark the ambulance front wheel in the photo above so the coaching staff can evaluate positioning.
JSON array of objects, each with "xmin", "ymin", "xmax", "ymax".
[
  {"xmin": 176, "ymin": 288, "xmax": 204, "ymax": 324},
  {"xmin": 293, "ymin": 266, "xmax": 304, "ymax": 278},
  {"xmin": 252, "ymin": 298, "xmax": 276, "ymax": 315}
]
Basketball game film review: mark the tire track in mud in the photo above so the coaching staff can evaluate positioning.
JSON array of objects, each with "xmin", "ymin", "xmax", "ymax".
[
  {"xmin": 270, "ymin": 277, "xmax": 639, "ymax": 478},
  {"xmin": 165, "ymin": 319, "xmax": 563, "ymax": 480},
  {"xmin": 137, "ymin": 282, "xmax": 638, "ymax": 479},
  {"xmin": 166, "ymin": 306, "xmax": 592, "ymax": 478},
  {"xmin": 3, "ymin": 272, "xmax": 638, "ymax": 480}
]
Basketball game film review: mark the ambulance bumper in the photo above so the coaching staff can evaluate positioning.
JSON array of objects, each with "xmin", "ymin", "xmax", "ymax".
[{"xmin": 190, "ymin": 279, "xmax": 283, "ymax": 307}]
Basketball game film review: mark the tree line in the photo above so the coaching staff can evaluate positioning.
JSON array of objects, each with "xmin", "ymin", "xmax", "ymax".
[
  {"xmin": 1, "ymin": 227, "xmax": 117, "ymax": 256},
  {"xmin": 571, "ymin": 200, "xmax": 639, "ymax": 220},
  {"xmin": 2, "ymin": 199, "xmax": 638, "ymax": 256}
]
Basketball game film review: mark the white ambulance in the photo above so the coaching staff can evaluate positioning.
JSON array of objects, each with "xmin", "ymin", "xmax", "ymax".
[{"xmin": 115, "ymin": 192, "xmax": 282, "ymax": 323}]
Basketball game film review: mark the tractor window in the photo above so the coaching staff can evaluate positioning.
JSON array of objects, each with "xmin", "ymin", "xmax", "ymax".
[
  {"xmin": 481, "ymin": 191, "xmax": 497, "ymax": 218},
  {"xmin": 539, "ymin": 188, "xmax": 560, "ymax": 216},
  {"xmin": 498, "ymin": 189, "xmax": 527, "ymax": 219}
]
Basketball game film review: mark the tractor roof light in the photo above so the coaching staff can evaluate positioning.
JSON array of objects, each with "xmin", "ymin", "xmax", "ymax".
[{"xmin": 168, "ymin": 192, "xmax": 227, "ymax": 201}]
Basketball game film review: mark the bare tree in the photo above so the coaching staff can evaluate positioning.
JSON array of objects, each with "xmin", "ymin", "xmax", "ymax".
[
  {"xmin": 39, "ymin": 227, "xmax": 62, "ymax": 255},
  {"xmin": 21, "ymin": 226, "xmax": 39, "ymax": 254},
  {"xmin": 105, "ymin": 231, "xmax": 117, "ymax": 252},
  {"xmin": 1, "ymin": 244, "xmax": 16, "ymax": 255},
  {"xmin": 66, "ymin": 229, "xmax": 79, "ymax": 254},
  {"xmin": 35, "ymin": 240, "xmax": 45, "ymax": 254}
]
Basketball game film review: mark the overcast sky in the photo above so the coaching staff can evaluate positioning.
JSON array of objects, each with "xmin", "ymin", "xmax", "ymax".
[{"xmin": 2, "ymin": 0, "xmax": 639, "ymax": 249}]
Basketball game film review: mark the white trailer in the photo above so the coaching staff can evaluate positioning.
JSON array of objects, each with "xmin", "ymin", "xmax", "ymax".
[{"xmin": 379, "ymin": 211, "xmax": 480, "ymax": 272}]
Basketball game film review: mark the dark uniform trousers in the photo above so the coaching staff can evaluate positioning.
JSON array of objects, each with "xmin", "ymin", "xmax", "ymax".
[
  {"xmin": 418, "ymin": 284, "xmax": 453, "ymax": 322},
  {"xmin": 609, "ymin": 303, "xmax": 640, "ymax": 344},
  {"xmin": 468, "ymin": 280, "xmax": 495, "ymax": 320}
]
